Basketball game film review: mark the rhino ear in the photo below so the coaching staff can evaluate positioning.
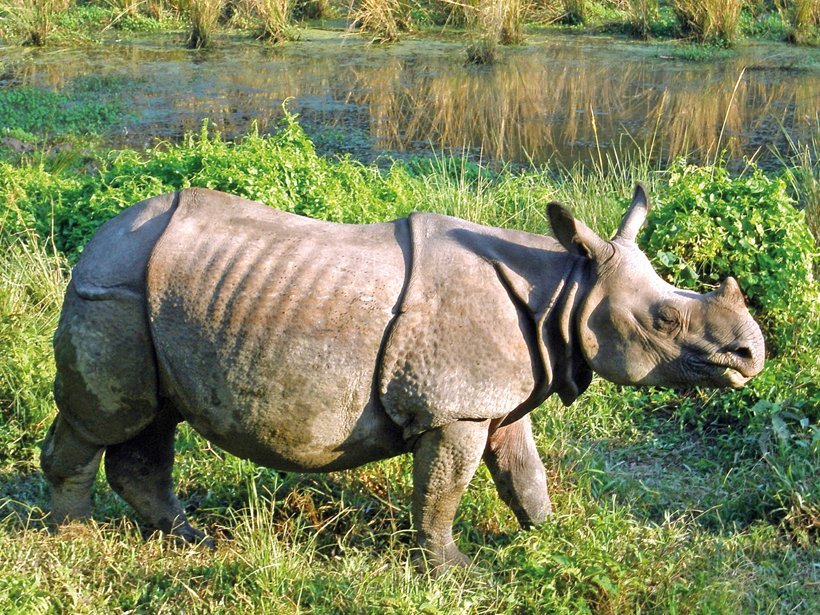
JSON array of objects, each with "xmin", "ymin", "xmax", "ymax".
[
  {"xmin": 614, "ymin": 183, "xmax": 650, "ymax": 243},
  {"xmin": 547, "ymin": 202, "xmax": 609, "ymax": 260}
]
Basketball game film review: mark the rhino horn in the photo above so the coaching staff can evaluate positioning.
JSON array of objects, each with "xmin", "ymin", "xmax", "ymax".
[
  {"xmin": 547, "ymin": 202, "xmax": 610, "ymax": 260},
  {"xmin": 614, "ymin": 183, "xmax": 650, "ymax": 243},
  {"xmin": 709, "ymin": 276, "xmax": 747, "ymax": 310}
]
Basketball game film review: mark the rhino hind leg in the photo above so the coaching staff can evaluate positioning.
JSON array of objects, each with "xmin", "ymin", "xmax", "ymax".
[
  {"xmin": 484, "ymin": 415, "xmax": 551, "ymax": 529},
  {"xmin": 411, "ymin": 419, "xmax": 489, "ymax": 574},
  {"xmin": 104, "ymin": 405, "xmax": 212, "ymax": 547},
  {"xmin": 41, "ymin": 413, "xmax": 105, "ymax": 523}
]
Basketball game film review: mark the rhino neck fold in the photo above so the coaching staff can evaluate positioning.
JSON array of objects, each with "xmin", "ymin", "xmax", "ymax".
[
  {"xmin": 545, "ymin": 258, "xmax": 593, "ymax": 405},
  {"xmin": 497, "ymin": 257, "xmax": 593, "ymax": 427}
]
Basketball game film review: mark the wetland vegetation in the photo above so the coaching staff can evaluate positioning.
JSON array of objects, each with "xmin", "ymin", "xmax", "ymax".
[{"xmin": 0, "ymin": 3, "xmax": 818, "ymax": 613}]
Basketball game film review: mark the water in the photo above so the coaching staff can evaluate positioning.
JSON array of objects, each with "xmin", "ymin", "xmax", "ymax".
[{"xmin": 2, "ymin": 29, "xmax": 817, "ymax": 169}]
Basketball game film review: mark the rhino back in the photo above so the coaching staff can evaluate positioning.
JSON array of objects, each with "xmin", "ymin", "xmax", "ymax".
[{"xmin": 146, "ymin": 189, "xmax": 407, "ymax": 471}]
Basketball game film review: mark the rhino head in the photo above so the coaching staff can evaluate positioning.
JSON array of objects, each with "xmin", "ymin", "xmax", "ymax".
[{"xmin": 549, "ymin": 184, "xmax": 765, "ymax": 389}]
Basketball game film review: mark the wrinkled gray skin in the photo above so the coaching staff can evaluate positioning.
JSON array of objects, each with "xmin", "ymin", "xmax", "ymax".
[{"xmin": 42, "ymin": 185, "xmax": 765, "ymax": 573}]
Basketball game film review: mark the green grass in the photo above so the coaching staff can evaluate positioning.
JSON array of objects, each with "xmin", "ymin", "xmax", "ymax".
[{"xmin": 0, "ymin": 116, "xmax": 818, "ymax": 612}]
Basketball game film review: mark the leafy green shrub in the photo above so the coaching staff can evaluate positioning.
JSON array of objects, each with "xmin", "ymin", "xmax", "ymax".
[
  {"xmin": 0, "ymin": 115, "xmax": 416, "ymax": 259},
  {"xmin": 642, "ymin": 161, "xmax": 819, "ymax": 353}
]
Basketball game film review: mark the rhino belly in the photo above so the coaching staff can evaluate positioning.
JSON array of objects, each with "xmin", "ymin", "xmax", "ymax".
[{"xmin": 146, "ymin": 191, "xmax": 408, "ymax": 471}]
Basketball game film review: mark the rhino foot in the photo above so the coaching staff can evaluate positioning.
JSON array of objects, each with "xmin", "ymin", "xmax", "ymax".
[
  {"xmin": 414, "ymin": 540, "xmax": 472, "ymax": 576},
  {"xmin": 156, "ymin": 521, "xmax": 215, "ymax": 549}
]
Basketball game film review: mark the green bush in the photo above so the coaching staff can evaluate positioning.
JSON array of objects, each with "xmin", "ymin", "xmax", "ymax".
[{"xmin": 0, "ymin": 115, "xmax": 416, "ymax": 260}]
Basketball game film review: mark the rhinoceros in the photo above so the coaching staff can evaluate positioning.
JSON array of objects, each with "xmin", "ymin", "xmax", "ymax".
[{"xmin": 41, "ymin": 185, "xmax": 764, "ymax": 571}]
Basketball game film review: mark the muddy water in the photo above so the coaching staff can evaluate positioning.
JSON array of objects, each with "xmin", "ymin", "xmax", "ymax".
[{"xmin": 2, "ymin": 29, "xmax": 817, "ymax": 168}]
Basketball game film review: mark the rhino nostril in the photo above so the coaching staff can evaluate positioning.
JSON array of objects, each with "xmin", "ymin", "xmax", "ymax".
[{"xmin": 729, "ymin": 346, "xmax": 753, "ymax": 361}]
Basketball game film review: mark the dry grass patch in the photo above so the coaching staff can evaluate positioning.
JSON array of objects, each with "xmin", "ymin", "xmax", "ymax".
[{"xmin": 672, "ymin": 0, "xmax": 743, "ymax": 46}]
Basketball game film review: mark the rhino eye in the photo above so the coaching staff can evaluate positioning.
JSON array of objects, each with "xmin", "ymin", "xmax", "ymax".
[{"xmin": 654, "ymin": 305, "xmax": 681, "ymax": 334}]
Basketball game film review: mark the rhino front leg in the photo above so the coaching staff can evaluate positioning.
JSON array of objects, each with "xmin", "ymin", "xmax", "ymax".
[
  {"xmin": 484, "ymin": 415, "xmax": 551, "ymax": 528},
  {"xmin": 411, "ymin": 419, "xmax": 489, "ymax": 574}
]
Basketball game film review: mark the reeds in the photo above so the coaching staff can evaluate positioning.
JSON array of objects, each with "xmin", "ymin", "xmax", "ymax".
[
  {"xmin": 465, "ymin": 0, "xmax": 527, "ymax": 64},
  {"xmin": 628, "ymin": 0, "xmax": 658, "ymax": 39},
  {"xmin": 2, "ymin": 0, "xmax": 70, "ymax": 46},
  {"xmin": 562, "ymin": 0, "xmax": 586, "ymax": 25},
  {"xmin": 244, "ymin": 0, "xmax": 299, "ymax": 43},
  {"xmin": 354, "ymin": 0, "xmax": 402, "ymax": 44},
  {"xmin": 776, "ymin": 0, "xmax": 820, "ymax": 45},
  {"xmin": 672, "ymin": 0, "xmax": 743, "ymax": 46},
  {"xmin": 186, "ymin": 0, "xmax": 223, "ymax": 49}
]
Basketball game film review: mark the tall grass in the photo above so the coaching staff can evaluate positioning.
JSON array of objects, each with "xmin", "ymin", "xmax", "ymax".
[
  {"xmin": 776, "ymin": 0, "xmax": 820, "ymax": 45},
  {"xmin": 353, "ymin": 0, "xmax": 402, "ymax": 43},
  {"xmin": 0, "ymin": 0, "xmax": 70, "ymax": 46},
  {"xmin": 627, "ymin": 0, "xmax": 658, "ymax": 39},
  {"xmin": 186, "ymin": 0, "xmax": 223, "ymax": 48},
  {"xmin": 465, "ymin": 0, "xmax": 527, "ymax": 65},
  {"xmin": 561, "ymin": 0, "xmax": 586, "ymax": 25},
  {"xmin": 243, "ymin": 0, "xmax": 298, "ymax": 42},
  {"xmin": 0, "ymin": 229, "xmax": 66, "ymax": 464},
  {"xmin": 672, "ymin": 0, "xmax": 743, "ymax": 46},
  {"xmin": 295, "ymin": 0, "xmax": 329, "ymax": 19},
  {"xmin": 774, "ymin": 118, "xmax": 820, "ymax": 246}
]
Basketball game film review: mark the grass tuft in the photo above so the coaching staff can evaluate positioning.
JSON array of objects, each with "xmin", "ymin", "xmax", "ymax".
[
  {"xmin": 672, "ymin": 0, "xmax": 744, "ymax": 46},
  {"xmin": 243, "ymin": 0, "xmax": 299, "ymax": 43},
  {"xmin": 353, "ymin": 0, "xmax": 403, "ymax": 44},
  {"xmin": 185, "ymin": 0, "xmax": 223, "ymax": 48},
  {"xmin": 0, "ymin": 0, "xmax": 70, "ymax": 46}
]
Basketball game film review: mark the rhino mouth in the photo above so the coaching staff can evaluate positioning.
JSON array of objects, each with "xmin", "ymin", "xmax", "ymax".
[{"xmin": 719, "ymin": 366, "xmax": 752, "ymax": 388}]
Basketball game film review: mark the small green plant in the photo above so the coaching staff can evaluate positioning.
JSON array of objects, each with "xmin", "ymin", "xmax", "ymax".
[
  {"xmin": 0, "ymin": 86, "xmax": 124, "ymax": 138},
  {"xmin": 186, "ymin": 0, "xmax": 223, "ymax": 48},
  {"xmin": 672, "ymin": 0, "xmax": 744, "ymax": 46}
]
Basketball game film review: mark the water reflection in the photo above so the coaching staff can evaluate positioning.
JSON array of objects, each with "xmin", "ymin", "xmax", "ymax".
[{"xmin": 2, "ymin": 32, "xmax": 817, "ymax": 168}]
